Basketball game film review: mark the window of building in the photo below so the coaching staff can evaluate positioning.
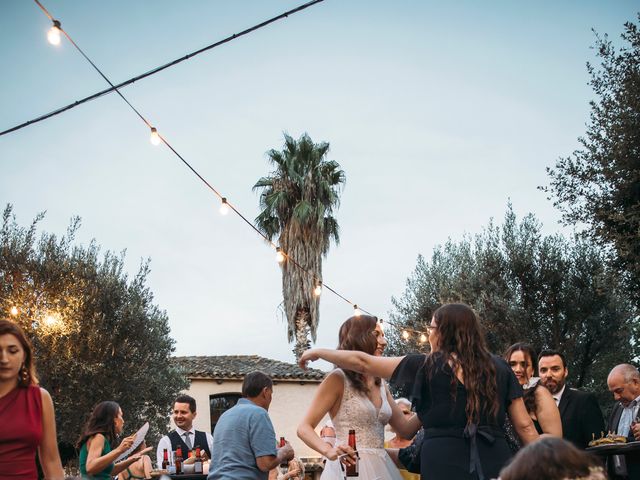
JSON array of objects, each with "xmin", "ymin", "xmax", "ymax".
[{"xmin": 209, "ymin": 393, "xmax": 242, "ymax": 433}]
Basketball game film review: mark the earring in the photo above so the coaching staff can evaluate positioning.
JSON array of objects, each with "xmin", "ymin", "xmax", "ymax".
[{"xmin": 20, "ymin": 365, "xmax": 29, "ymax": 383}]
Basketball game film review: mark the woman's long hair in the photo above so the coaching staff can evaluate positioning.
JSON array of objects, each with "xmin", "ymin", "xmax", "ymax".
[
  {"xmin": 76, "ymin": 401, "xmax": 121, "ymax": 449},
  {"xmin": 337, "ymin": 315, "xmax": 380, "ymax": 395},
  {"xmin": 504, "ymin": 342, "xmax": 538, "ymax": 414},
  {"xmin": 0, "ymin": 319, "xmax": 38, "ymax": 387},
  {"xmin": 427, "ymin": 303, "xmax": 499, "ymax": 425}
]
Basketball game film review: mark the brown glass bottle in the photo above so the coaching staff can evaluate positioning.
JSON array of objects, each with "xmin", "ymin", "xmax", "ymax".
[
  {"xmin": 175, "ymin": 446, "xmax": 183, "ymax": 475},
  {"xmin": 345, "ymin": 429, "xmax": 359, "ymax": 477},
  {"xmin": 279, "ymin": 436, "xmax": 288, "ymax": 469},
  {"xmin": 194, "ymin": 447, "xmax": 203, "ymax": 474},
  {"xmin": 161, "ymin": 448, "xmax": 169, "ymax": 470}
]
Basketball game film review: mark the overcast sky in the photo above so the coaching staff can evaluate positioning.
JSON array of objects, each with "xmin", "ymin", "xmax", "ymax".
[{"xmin": 2, "ymin": 1, "xmax": 638, "ymax": 369}]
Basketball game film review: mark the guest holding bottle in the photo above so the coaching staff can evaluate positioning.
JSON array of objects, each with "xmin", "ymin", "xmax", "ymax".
[
  {"xmin": 0, "ymin": 319, "xmax": 64, "ymax": 480},
  {"xmin": 297, "ymin": 315, "xmax": 418, "ymax": 479},
  {"xmin": 300, "ymin": 303, "xmax": 540, "ymax": 480},
  {"xmin": 77, "ymin": 401, "xmax": 144, "ymax": 479}
]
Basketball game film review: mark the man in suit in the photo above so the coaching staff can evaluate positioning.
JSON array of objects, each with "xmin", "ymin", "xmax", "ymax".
[
  {"xmin": 607, "ymin": 364, "xmax": 640, "ymax": 479},
  {"xmin": 538, "ymin": 349, "xmax": 605, "ymax": 449},
  {"xmin": 156, "ymin": 394, "xmax": 214, "ymax": 468}
]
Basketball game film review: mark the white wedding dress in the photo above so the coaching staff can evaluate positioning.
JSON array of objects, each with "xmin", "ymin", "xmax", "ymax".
[{"xmin": 321, "ymin": 369, "xmax": 403, "ymax": 480}]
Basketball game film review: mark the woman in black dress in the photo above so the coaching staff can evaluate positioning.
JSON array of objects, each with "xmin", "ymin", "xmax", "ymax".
[{"xmin": 299, "ymin": 303, "xmax": 539, "ymax": 480}]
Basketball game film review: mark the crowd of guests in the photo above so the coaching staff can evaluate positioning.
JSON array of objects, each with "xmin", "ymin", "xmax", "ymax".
[{"xmin": 2, "ymin": 303, "xmax": 640, "ymax": 480}]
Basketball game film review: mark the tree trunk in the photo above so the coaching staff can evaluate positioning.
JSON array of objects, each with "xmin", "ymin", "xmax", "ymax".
[{"xmin": 293, "ymin": 309, "xmax": 311, "ymax": 361}]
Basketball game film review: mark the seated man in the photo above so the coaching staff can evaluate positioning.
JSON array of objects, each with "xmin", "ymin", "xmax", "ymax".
[
  {"xmin": 156, "ymin": 394, "xmax": 213, "ymax": 468},
  {"xmin": 608, "ymin": 364, "xmax": 640, "ymax": 479}
]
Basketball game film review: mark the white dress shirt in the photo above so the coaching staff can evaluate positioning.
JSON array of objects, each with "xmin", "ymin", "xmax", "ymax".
[{"xmin": 156, "ymin": 426, "xmax": 214, "ymax": 468}]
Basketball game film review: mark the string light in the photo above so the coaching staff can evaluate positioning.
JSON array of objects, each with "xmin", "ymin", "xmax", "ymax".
[
  {"xmin": 43, "ymin": 314, "xmax": 60, "ymax": 327},
  {"xmin": 10, "ymin": 306, "xmax": 19, "ymax": 316},
  {"xmin": 419, "ymin": 333, "xmax": 427, "ymax": 343},
  {"xmin": 30, "ymin": 0, "xmax": 434, "ymax": 346},
  {"xmin": 401, "ymin": 330, "xmax": 409, "ymax": 340},
  {"xmin": 313, "ymin": 281, "xmax": 322, "ymax": 297},
  {"xmin": 150, "ymin": 127, "xmax": 161, "ymax": 145},
  {"xmin": 220, "ymin": 197, "xmax": 230, "ymax": 215},
  {"xmin": 1, "ymin": 0, "xmax": 327, "ymax": 138},
  {"xmin": 47, "ymin": 19, "xmax": 61, "ymax": 45}
]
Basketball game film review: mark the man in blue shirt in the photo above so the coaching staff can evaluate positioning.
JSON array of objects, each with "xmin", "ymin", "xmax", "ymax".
[{"xmin": 208, "ymin": 371, "xmax": 294, "ymax": 480}]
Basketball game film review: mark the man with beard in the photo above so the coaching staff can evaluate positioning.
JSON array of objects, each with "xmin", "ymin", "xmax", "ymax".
[{"xmin": 538, "ymin": 350, "xmax": 604, "ymax": 449}]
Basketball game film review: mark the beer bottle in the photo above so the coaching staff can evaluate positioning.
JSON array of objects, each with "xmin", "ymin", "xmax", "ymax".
[
  {"xmin": 161, "ymin": 448, "xmax": 169, "ymax": 470},
  {"xmin": 194, "ymin": 446, "xmax": 203, "ymax": 474},
  {"xmin": 345, "ymin": 429, "xmax": 359, "ymax": 477},
  {"xmin": 279, "ymin": 436, "xmax": 288, "ymax": 470},
  {"xmin": 175, "ymin": 446, "xmax": 183, "ymax": 475}
]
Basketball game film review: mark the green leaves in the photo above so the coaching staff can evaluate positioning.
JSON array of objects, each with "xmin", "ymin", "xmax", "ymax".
[
  {"xmin": 254, "ymin": 133, "xmax": 346, "ymax": 359},
  {"xmin": 0, "ymin": 204, "xmax": 188, "ymax": 464}
]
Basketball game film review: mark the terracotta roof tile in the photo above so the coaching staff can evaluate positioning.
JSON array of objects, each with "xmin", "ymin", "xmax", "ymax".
[{"xmin": 172, "ymin": 355, "xmax": 326, "ymax": 382}]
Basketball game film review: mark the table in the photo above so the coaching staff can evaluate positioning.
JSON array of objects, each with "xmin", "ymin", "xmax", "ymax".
[
  {"xmin": 586, "ymin": 441, "xmax": 640, "ymax": 478},
  {"xmin": 168, "ymin": 474, "xmax": 207, "ymax": 480}
]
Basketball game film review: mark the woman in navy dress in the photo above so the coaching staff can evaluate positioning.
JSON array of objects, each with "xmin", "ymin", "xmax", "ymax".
[{"xmin": 300, "ymin": 303, "xmax": 540, "ymax": 480}]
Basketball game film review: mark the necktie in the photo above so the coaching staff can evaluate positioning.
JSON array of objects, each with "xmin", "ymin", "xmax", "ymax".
[
  {"xmin": 184, "ymin": 431, "xmax": 193, "ymax": 450},
  {"xmin": 618, "ymin": 400, "xmax": 638, "ymax": 437},
  {"xmin": 553, "ymin": 396, "xmax": 560, "ymax": 406}
]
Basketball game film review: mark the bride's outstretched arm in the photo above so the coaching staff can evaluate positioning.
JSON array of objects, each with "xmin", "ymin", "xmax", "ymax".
[{"xmin": 299, "ymin": 348, "xmax": 405, "ymax": 379}]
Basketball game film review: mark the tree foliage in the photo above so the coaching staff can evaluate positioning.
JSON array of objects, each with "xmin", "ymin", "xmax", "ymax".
[
  {"xmin": 0, "ymin": 205, "xmax": 188, "ymax": 464},
  {"xmin": 386, "ymin": 206, "xmax": 638, "ymax": 405},
  {"xmin": 543, "ymin": 15, "xmax": 640, "ymax": 304},
  {"xmin": 254, "ymin": 133, "xmax": 345, "ymax": 360}
]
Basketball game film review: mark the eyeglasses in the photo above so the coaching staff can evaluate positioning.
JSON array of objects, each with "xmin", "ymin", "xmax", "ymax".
[{"xmin": 425, "ymin": 324, "xmax": 437, "ymax": 334}]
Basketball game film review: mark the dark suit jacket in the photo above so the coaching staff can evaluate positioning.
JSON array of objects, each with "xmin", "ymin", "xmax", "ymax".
[
  {"xmin": 607, "ymin": 403, "xmax": 640, "ymax": 479},
  {"xmin": 558, "ymin": 387, "xmax": 605, "ymax": 449}
]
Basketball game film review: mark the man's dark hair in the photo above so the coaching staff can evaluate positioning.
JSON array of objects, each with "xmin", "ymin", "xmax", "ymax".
[
  {"xmin": 174, "ymin": 394, "xmax": 197, "ymax": 413},
  {"xmin": 242, "ymin": 371, "xmax": 273, "ymax": 398},
  {"xmin": 538, "ymin": 349, "xmax": 567, "ymax": 368}
]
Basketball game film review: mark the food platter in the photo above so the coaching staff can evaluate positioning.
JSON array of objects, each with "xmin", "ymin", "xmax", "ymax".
[{"xmin": 586, "ymin": 440, "xmax": 640, "ymax": 455}]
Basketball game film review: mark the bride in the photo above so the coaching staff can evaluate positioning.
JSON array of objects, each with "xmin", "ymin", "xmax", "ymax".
[{"xmin": 297, "ymin": 315, "xmax": 420, "ymax": 479}]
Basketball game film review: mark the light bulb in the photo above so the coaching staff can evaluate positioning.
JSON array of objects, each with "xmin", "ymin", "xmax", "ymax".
[
  {"xmin": 275, "ymin": 247, "xmax": 285, "ymax": 263},
  {"xmin": 313, "ymin": 284, "xmax": 322, "ymax": 296},
  {"xmin": 150, "ymin": 127, "xmax": 161, "ymax": 145},
  {"xmin": 220, "ymin": 198, "xmax": 230, "ymax": 215},
  {"xmin": 419, "ymin": 333, "xmax": 427, "ymax": 343},
  {"xmin": 47, "ymin": 21, "xmax": 61, "ymax": 45},
  {"xmin": 44, "ymin": 314, "xmax": 59, "ymax": 327},
  {"xmin": 10, "ymin": 306, "xmax": 19, "ymax": 316},
  {"xmin": 401, "ymin": 330, "xmax": 410, "ymax": 340},
  {"xmin": 353, "ymin": 305, "xmax": 361, "ymax": 316}
]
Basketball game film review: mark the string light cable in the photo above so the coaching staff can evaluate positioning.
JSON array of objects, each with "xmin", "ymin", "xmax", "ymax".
[
  {"xmin": 1, "ymin": 0, "xmax": 325, "ymax": 138},
  {"xmin": 30, "ymin": 0, "xmax": 430, "ymax": 341}
]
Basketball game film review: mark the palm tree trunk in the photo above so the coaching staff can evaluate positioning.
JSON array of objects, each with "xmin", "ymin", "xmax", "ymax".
[{"xmin": 293, "ymin": 309, "xmax": 311, "ymax": 361}]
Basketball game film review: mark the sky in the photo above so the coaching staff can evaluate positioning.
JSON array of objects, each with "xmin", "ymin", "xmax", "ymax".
[{"xmin": 1, "ymin": 1, "xmax": 638, "ymax": 370}]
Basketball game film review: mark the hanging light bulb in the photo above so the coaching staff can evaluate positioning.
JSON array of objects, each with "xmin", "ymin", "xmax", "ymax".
[
  {"xmin": 313, "ymin": 281, "xmax": 322, "ymax": 297},
  {"xmin": 353, "ymin": 305, "xmax": 361, "ymax": 316},
  {"xmin": 401, "ymin": 330, "xmax": 410, "ymax": 340},
  {"xmin": 10, "ymin": 306, "xmax": 19, "ymax": 316},
  {"xmin": 43, "ymin": 314, "xmax": 59, "ymax": 328},
  {"xmin": 47, "ymin": 20, "xmax": 62, "ymax": 45},
  {"xmin": 150, "ymin": 127, "xmax": 161, "ymax": 145},
  {"xmin": 275, "ymin": 247, "xmax": 285, "ymax": 263},
  {"xmin": 220, "ymin": 197, "xmax": 230, "ymax": 215},
  {"xmin": 419, "ymin": 333, "xmax": 427, "ymax": 343}
]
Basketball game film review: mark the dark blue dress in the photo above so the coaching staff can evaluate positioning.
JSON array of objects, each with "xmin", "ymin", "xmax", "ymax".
[{"xmin": 390, "ymin": 353, "xmax": 523, "ymax": 480}]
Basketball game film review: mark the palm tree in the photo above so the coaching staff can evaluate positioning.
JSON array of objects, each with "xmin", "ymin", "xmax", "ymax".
[{"xmin": 254, "ymin": 133, "xmax": 346, "ymax": 360}]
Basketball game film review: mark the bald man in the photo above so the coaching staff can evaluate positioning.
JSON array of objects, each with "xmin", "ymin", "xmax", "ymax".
[{"xmin": 607, "ymin": 364, "xmax": 640, "ymax": 479}]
